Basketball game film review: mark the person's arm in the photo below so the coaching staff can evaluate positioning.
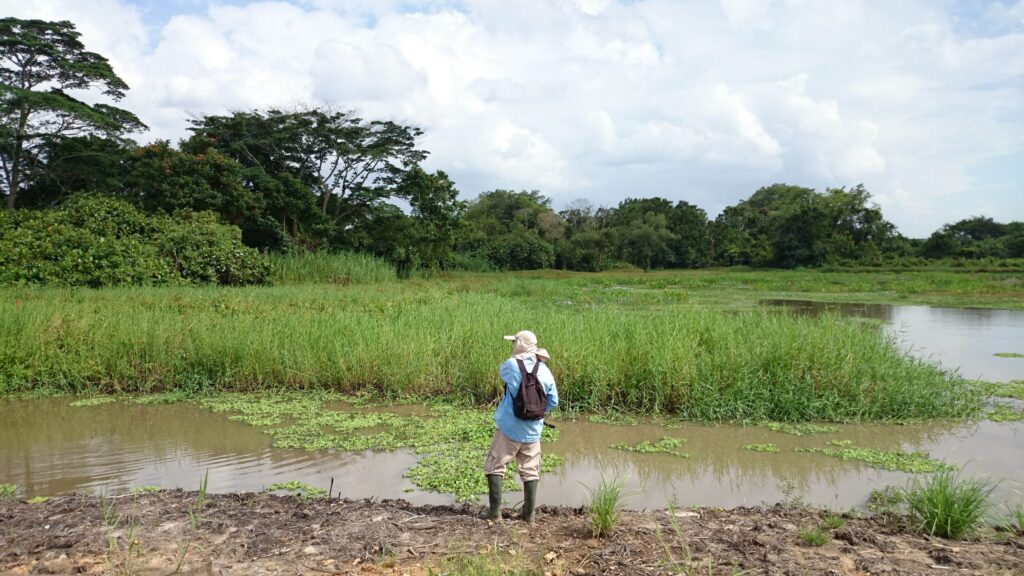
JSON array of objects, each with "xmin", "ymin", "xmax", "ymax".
[
  {"xmin": 499, "ymin": 359, "xmax": 519, "ymax": 396},
  {"xmin": 542, "ymin": 366, "xmax": 558, "ymax": 412}
]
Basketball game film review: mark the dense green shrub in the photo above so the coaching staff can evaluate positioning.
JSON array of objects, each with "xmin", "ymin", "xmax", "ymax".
[{"xmin": 0, "ymin": 195, "xmax": 268, "ymax": 287}]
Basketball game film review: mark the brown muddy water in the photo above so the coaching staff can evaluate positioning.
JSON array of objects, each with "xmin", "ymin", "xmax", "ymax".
[{"xmin": 1, "ymin": 398, "xmax": 1022, "ymax": 511}]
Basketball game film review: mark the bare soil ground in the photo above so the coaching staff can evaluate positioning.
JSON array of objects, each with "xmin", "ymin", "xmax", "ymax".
[{"xmin": 2, "ymin": 491, "xmax": 1022, "ymax": 575}]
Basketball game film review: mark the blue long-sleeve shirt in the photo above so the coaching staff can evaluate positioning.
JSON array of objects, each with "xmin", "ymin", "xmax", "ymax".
[{"xmin": 494, "ymin": 355, "xmax": 559, "ymax": 443}]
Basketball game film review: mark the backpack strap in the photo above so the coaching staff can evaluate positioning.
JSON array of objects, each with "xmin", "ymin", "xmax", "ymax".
[
  {"xmin": 516, "ymin": 358, "xmax": 528, "ymax": 377},
  {"xmin": 530, "ymin": 359, "xmax": 541, "ymax": 376}
]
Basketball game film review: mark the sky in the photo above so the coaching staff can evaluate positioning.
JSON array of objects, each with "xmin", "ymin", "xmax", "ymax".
[{"xmin": 3, "ymin": 0, "xmax": 1022, "ymax": 237}]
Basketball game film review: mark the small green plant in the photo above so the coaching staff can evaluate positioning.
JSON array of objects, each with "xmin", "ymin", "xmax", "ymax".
[
  {"xmin": 196, "ymin": 470, "xmax": 209, "ymax": 510},
  {"xmin": 612, "ymin": 436, "xmax": 689, "ymax": 457},
  {"xmin": 0, "ymin": 483, "xmax": 16, "ymax": 498},
  {"xmin": 26, "ymin": 496, "xmax": 50, "ymax": 504},
  {"xmin": 902, "ymin": 470, "xmax": 995, "ymax": 539},
  {"xmin": 581, "ymin": 477, "xmax": 627, "ymax": 538},
  {"xmin": 428, "ymin": 553, "xmax": 542, "ymax": 575},
  {"xmin": 821, "ymin": 515, "xmax": 845, "ymax": 530},
  {"xmin": 743, "ymin": 443, "xmax": 780, "ymax": 453},
  {"xmin": 867, "ymin": 486, "xmax": 905, "ymax": 514},
  {"xmin": 267, "ymin": 480, "xmax": 327, "ymax": 499},
  {"xmin": 587, "ymin": 412, "xmax": 640, "ymax": 426},
  {"xmin": 99, "ymin": 493, "xmax": 141, "ymax": 576},
  {"xmin": 981, "ymin": 380, "xmax": 1024, "ymax": 399},
  {"xmin": 993, "ymin": 352, "xmax": 1024, "ymax": 358},
  {"xmin": 799, "ymin": 528, "xmax": 828, "ymax": 546},
  {"xmin": 778, "ymin": 479, "xmax": 806, "ymax": 508},
  {"xmin": 130, "ymin": 486, "xmax": 161, "ymax": 494}
]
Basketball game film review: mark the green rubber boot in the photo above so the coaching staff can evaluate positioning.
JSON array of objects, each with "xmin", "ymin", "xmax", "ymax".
[
  {"xmin": 521, "ymin": 480, "xmax": 538, "ymax": 523},
  {"xmin": 479, "ymin": 474, "xmax": 502, "ymax": 520}
]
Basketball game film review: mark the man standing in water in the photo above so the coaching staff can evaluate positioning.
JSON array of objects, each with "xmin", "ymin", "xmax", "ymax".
[{"xmin": 480, "ymin": 330, "xmax": 559, "ymax": 523}]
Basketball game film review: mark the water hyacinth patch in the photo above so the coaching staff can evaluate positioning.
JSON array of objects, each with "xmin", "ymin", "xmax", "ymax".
[
  {"xmin": 69, "ymin": 396, "xmax": 118, "ymax": 407},
  {"xmin": 744, "ymin": 443, "xmax": 780, "ymax": 453},
  {"xmin": 267, "ymin": 481, "xmax": 327, "ymax": 499},
  {"xmin": 763, "ymin": 422, "xmax": 841, "ymax": 436},
  {"xmin": 993, "ymin": 352, "xmax": 1024, "ymax": 358},
  {"xmin": 986, "ymin": 404, "xmax": 1024, "ymax": 422},
  {"xmin": 797, "ymin": 440, "xmax": 953, "ymax": 473},
  {"xmin": 194, "ymin": 393, "xmax": 561, "ymax": 501},
  {"xmin": 612, "ymin": 437, "xmax": 689, "ymax": 457}
]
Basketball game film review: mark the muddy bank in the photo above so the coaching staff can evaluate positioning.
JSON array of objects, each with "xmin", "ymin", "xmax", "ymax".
[{"xmin": 2, "ymin": 492, "xmax": 1022, "ymax": 575}]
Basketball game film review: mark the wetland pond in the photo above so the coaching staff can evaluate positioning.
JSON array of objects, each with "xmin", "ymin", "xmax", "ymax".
[{"xmin": 2, "ymin": 301, "xmax": 1023, "ymax": 510}]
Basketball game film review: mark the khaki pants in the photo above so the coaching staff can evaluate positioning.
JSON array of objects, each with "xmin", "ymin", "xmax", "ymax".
[{"xmin": 483, "ymin": 428, "xmax": 542, "ymax": 482}]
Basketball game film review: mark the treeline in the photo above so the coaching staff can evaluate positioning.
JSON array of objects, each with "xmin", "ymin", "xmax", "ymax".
[{"xmin": 2, "ymin": 18, "xmax": 1022, "ymax": 286}]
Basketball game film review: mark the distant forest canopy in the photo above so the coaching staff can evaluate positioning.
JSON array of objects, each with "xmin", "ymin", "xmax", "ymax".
[{"xmin": 2, "ymin": 17, "xmax": 1023, "ymax": 277}]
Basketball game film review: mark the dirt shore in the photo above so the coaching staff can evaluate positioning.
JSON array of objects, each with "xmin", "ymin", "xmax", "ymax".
[{"xmin": 2, "ymin": 491, "xmax": 1022, "ymax": 575}]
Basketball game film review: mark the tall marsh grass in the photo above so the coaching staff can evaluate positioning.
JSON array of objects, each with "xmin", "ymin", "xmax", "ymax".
[
  {"xmin": 268, "ymin": 251, "xmax": 396, "ymax": 284},
  {"xmin": 0, "ymin": 281, "xmax": 982, "ymax": 421}
]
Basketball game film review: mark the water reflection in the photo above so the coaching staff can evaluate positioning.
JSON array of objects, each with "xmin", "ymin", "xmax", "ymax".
[
  {"xmin": 2, "ymin": 399, "xmax": 1020, "ymax": 510},
  {"xmin": 762, "ymin": 300, "xmax": 1024, "ymax": 382}
]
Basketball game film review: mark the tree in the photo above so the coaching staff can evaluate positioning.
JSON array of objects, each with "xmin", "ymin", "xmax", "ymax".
[
  {"xmin": 0, "ymin": 18, "xmax": 145, "ymax": 210},
  {"xmin": 189, "ymin": 107, "xmax": 426, "ymax": 243},
  {"xmin": 399, "ymin": 167, "xmax": 466, "ymax": 268}
]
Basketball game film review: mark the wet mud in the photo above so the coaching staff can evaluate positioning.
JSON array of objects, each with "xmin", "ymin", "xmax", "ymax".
[{"xmin": 2, "ymin": 491, "xmax": 1022, "ymax": 575}]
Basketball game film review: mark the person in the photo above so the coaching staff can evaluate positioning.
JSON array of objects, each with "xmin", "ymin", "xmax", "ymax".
[{"xmin": 480, "ymin": 330, "xmax": 558, "ymax": 522}]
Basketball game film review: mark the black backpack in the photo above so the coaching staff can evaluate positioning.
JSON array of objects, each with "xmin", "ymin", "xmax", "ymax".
[{"xmin": 510, "ymin": 358, "xmax": 548, "ymax": 420}]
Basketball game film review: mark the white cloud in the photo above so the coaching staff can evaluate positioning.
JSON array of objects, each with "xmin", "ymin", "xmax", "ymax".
[{"xmin": 1, "ymin": 0, "xmax": 1022, "ymax": 236}]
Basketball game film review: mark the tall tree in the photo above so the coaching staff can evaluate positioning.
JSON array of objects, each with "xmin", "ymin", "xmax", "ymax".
[
  {"xmin": 189, "ymin": 107, "xmax": 426, "ymax": 240},
  {"xmin": 0, "ymin": 18, "xmax": 145, "ymax": 209}
]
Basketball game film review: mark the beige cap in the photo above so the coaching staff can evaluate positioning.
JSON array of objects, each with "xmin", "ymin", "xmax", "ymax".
[
  {"xmin": 536, "ymin": 348, "xmax": 550, "ymax": 361},
  {"xmin": 503, "ymin": 330, "xmax": 538, "ymax": 360}
]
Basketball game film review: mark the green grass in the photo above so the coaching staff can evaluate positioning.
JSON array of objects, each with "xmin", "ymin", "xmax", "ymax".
[
  {"xmin": 821, "ymin": 515, "xmax": 845, "ymax": 529},
  {"xmin": 582, "ymin": 477, "xmax": 627, "ymax": 537},
  {"xmin": 0, "ymin": 274, "xmax": 985, "ymax": 422},
  {"xmin": 799, "ymin": 528, "xmax": 829, "ymax": 546},
  {"xmin": 267, "ymin": 251, "xmax": 396, "ymax": 284},
  {"xmin": 797, "ymin": 440, "xmax": 954, "ymax": 473},
  {"xmin": 902, "ymin": 470, "xmax": 995, "ymax": 539},
  {"xmin": 0, "ymin": 483, "xmax": 16, "ymax": 498},
  {"xmin": 612, "ymin": 437, "xmax": 690, "ymax": 457},
  {"xmin": 429, "ymin": 553, "xmax": 542, "ymax": 576},
  {"xmin": 866, "ymin": 486, "xmax": 904, "ymax": 514}
]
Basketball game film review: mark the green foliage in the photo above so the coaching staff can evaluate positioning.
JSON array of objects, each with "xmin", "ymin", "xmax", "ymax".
[
  {"xmin": 0, "ymin": 273, "xmax": 985, "ymax": 421},
  {"xmin": 797, "ymin": 440, "xmax": 954, "ymax": 473},
  {"xmin": 268, "ymin": 250, "xmax": 396, "ymax": 284},
  {"xmin": 799, "ymin": 528, "xmax": 829, "ymax": 546},
  {"xmin": 763, "ymin": 422, "xmax": 841, "ymax": 436},
  {"xmin": 993, "ymin": 352, "xmax": 1024, "ymax": 358},
  {"xmin": 743, "ymin": 443, "xmax": 780, "ymax": 453},
  {"xmin": 821, "ymin": 515, "xmax": 845, "ymax": 529},
  {"xmin": 69, "ymin": 396, "xmax": 117, "ymax": 407},
  {"xmin": 581, "ymin": 477, "xmax": 627, "ymax": 537},
  {"xmin": 0, "ymin": 483, "xmax": 16, "ymax": 498},
  {"xmin": 0, "ymin": 195, "xmax": 268, "ymax": 286},
  {"xmin": 866, "ymin": 486, "xmax": 905, "ymax": 514},
  {"xmin": 986, "ymin": 404, "xmax": 1024, "ymax": 422},
  {"xmin": 612, "ymin": 437, "xmax": 689, "ymax": 457},
  {"xmin": 197, "ymin": 394, "xmax": 560, "ymax": 501},
  {"xmin": 902, "ymin": 470, "xmax": 995, "ymax": 539},
  {"xmin": 981, "ymin": 380, "xmax": 1024, "ymax": 400},
  {"xmin": 0, "ymin": 17, "xmax": 146, "ymax": 210},
  {"xmin": 267, "ymin": 480, "xmax": 327, "ymax": 499}
]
